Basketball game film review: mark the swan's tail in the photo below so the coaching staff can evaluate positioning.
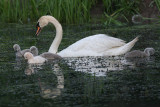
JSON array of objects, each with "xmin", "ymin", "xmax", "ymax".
[
  {"xmin": 118, "ymin": 36, "xmax": 139, "ymax": 55},
  {"xmin": 103, "ymin": 36, "xmax": 139, "ymax": 56}
]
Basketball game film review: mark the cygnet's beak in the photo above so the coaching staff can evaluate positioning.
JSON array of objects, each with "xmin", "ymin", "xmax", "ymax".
[{"xmin": 36, "ymin": 26, "xmax": 41, "ymax": 36}]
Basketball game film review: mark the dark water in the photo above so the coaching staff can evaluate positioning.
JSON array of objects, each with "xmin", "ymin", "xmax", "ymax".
[{"xmin": 0, "ymin": 23, "xmax": 160, "ymax": 107}]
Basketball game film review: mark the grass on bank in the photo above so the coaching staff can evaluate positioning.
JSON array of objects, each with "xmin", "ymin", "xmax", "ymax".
[
  {"xmin": 0, "ymin": 0, "xmax": 96, "ymax": 24},
  {"xmin": 0, "ymin": 0, "xmax": 159, "ymax": 25}
]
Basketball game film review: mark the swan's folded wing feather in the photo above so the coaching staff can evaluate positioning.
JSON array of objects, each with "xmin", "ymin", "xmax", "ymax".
[{"xmin": 64, "ymin": 34, "xmax": 126, "ymax": 52}]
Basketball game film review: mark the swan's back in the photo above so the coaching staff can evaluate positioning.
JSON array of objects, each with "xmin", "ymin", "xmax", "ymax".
[
  {"xmin": 58, "ymin": 34, "xmax": 126, "ymax": 57},
  {"xmin": 68, "ymin": 34, "xmax": 125, "ymax": 51}
]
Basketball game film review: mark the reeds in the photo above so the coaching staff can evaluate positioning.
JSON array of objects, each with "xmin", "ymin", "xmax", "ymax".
[
  {"xmin": 102, "ymin": 0, "xmax": 140, "ymax": 26},
  {"xmin": 0, "ymin": 0, "xmax": 96, "ymax": 24},
  {"xmin": 0, "ymin": 0, "xmax": 159, "ymax": 24},
  {"xmin": 154, "ymin": 0, "xmax": 160, "ymax": 11}
]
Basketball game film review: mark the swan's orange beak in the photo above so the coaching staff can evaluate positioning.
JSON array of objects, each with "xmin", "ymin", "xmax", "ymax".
[{"xmin": 36, "ymin": 26, "xmax": 41, "ymax": 36}]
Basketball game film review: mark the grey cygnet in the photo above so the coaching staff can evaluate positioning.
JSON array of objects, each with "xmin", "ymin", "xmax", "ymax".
[
  {"xmin": 13, "ymin": 44, "xmax": 38, "ymax": 57},
  {"xmin": 125, "ymin": 48, "xmax": 155, "ymax": 58},
  {"xmin": 30, "ymin": 46, "xmax": 62, "ymax": 60},
  {"xmin": 40, "ymin": 52, "xmax": 62, "ymax": 60}
]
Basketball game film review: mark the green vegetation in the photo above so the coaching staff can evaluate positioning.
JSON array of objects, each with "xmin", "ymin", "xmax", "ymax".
[
  {"xmin": 103, "ymin": 0, "xmax": 140, "ymax": 26},
  {"xmin": 0, "ymin": 0, "xmax": 159, "ymax": 24},
  {"xmin": 154, "ymin": 0, "xmax": 160, "ymax": 11},
  {"xmin": 0, "ymin": 0, "xmax": 96, "ymax": 24}
]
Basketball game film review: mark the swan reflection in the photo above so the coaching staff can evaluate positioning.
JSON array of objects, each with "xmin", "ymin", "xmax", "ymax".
[
  {"xmin": 24, "ymin": 63, "xmax": 64, "ymax": 99},
  {"xmin": 64, "ymin": 56, "xmax": 155, "ymax": 76}
]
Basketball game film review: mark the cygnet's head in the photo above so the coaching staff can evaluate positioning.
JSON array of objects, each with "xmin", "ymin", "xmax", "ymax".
[
  {"xmin": 30, "ymin": 46, "xmax": 38, "ymax": 56},
  {"xmin": 144, "ymin": 48, "xmax": 155, "ymax": 56},
  {"xmin": 24, "ymin": 52, "xmax": 34, "ymax": 60},
  {"xmin": 13, "ymin": 44, "xmax": 21, "ymax": 52}
]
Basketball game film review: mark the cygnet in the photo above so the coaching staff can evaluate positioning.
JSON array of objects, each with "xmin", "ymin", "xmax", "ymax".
[
  {"xmin": 13, "ymin": 44, "xmax": 30, "ymax": 57},
  {"xmin": 13, "ymin": 44, "xmax": 38, "ymax": 57},
  {"xmin": 30, "ymin": 46, "xmax": 62, "ymax": 60},
  {"xmin": 24, "ymin": 52, "xmax": 47, "ymax": 64},
  {"xmin": 125, "ymin": 47, "xmax": 155, "ymax": 58},
  {"xmin": 30, "ymin": 46, "xmax": 38, "ymax": 56},
  {"xmin": 40, "ymin": 52, "xmax": 62, "ymax": 60}
]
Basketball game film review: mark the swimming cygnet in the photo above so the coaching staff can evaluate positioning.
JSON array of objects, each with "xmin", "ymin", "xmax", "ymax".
[
  {"xmin": 13, "ymin": 44, "xmax": 38, "ymax": 57},
  {"xmin": 30, "ymin": 46, "xmax": 38, "ymax": 56},
  {"xmin": 30, "ymin": 46, "xmax": 62, "ymax": 60},
  {"xmin": 40, "ymin": 52, "xmax": 62, "ymax": 60},
  {"xmin": 125, "ymin": 48, "xmax": 155, "ymax": 58},
  {"xmin": 24, "ymin": 52, "xmax": 47, "ymax": 64},
  {"xmin": 13, "ymin": 44, "xmax": 30, "ymax": 57}
]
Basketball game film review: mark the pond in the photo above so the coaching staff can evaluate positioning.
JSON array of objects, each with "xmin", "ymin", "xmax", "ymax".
[{"xmin": 0, "ymin": 23, "xmax": 160, "ymax": 107}]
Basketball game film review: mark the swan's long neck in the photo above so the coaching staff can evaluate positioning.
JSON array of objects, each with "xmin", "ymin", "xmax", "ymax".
[{"xmin": 48, "ymin": 17, "xmax": 63, "ymax": 53}]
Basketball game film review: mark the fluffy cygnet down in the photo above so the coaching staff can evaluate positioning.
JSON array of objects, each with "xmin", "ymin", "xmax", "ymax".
[
  {"xmin": 30, "ymin": 46, "xmax": 38, "ymax": 56},
  {"xmin": 13, "ymin": 44, "xmax": 30, "ymax": 57},
  {"xmin": 125, "ymin": 48, "xmax": 155, "ymax": 58},
  {"xmin": 30, "ymin": 46, "xmax": 62, "ymax": 60},
  {"xmin": 24, "ymin": 52, "xmax": 47, "ymax": 64},
  {"xmin": 40, "ymin": 52, "xmax": 62, "ymax": 60},
  {"xmin": 13, "ymin": 44, "xmax": 38, "ymax": 57}
]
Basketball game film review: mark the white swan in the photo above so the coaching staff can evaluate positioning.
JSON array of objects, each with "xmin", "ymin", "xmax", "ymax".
[{"xmin": 35, "ymin": 15, "xmax": 138, "ymax": 57}]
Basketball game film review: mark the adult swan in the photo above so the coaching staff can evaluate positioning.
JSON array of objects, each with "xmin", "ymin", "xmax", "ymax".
[{"xmin": 36, "ymin": 15, "xmax": 138, "ymax": 57}]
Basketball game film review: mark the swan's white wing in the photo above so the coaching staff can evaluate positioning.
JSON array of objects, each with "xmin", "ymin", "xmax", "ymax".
[{"xmin": 61, "ymin": 34, "xmax": 126, "ymax": 53}]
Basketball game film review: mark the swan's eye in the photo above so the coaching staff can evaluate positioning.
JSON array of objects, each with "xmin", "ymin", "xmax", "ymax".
[{"xmin": 36, "ymin": 22, "xmax": 40, "ymax": 28}]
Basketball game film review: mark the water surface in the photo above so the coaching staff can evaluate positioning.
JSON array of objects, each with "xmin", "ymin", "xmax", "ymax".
[{"xmin": 0, "ymin": 23, "xmax": 160, "ymax": 106}]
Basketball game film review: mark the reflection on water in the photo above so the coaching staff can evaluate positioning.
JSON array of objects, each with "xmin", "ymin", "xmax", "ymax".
[
  {"xmin": 24, "ymin": 63, "xmax": 64, "ymax": 99},
  {"xmin": 64, "ymin": 56, "xmax": 125, "ymax": 76},
  {"xmin": 123, "ymin": 56, "xmax": 155, "ymax": 66},
  {"xmin": 14, "ymin": 57, "xmax": 24, "ymax": 70},
  {"xmin": 64, "ymin": 56, "xmax": 155, "ymax": 76},
  {"xmin": 0, "ymin": 23, "xmax": 160, "ymax": 106}
]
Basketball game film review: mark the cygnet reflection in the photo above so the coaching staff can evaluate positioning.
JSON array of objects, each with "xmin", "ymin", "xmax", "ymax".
[{"xmin": 24, "ymin": 64, "xmax": 64, "ymax": 99}]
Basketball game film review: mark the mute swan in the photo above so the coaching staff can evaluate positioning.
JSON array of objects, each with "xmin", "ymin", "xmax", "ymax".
[
  {"xmin": 125, "ymin": 48, "xmax": 155, "ymax": 58},
  {"xmin": 35, "ymin": 15, "xmax": 139, "ymax": 57},
  {"xmin": 24, "ymin": 52, "xmax": 47, "ymax": 64}
]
